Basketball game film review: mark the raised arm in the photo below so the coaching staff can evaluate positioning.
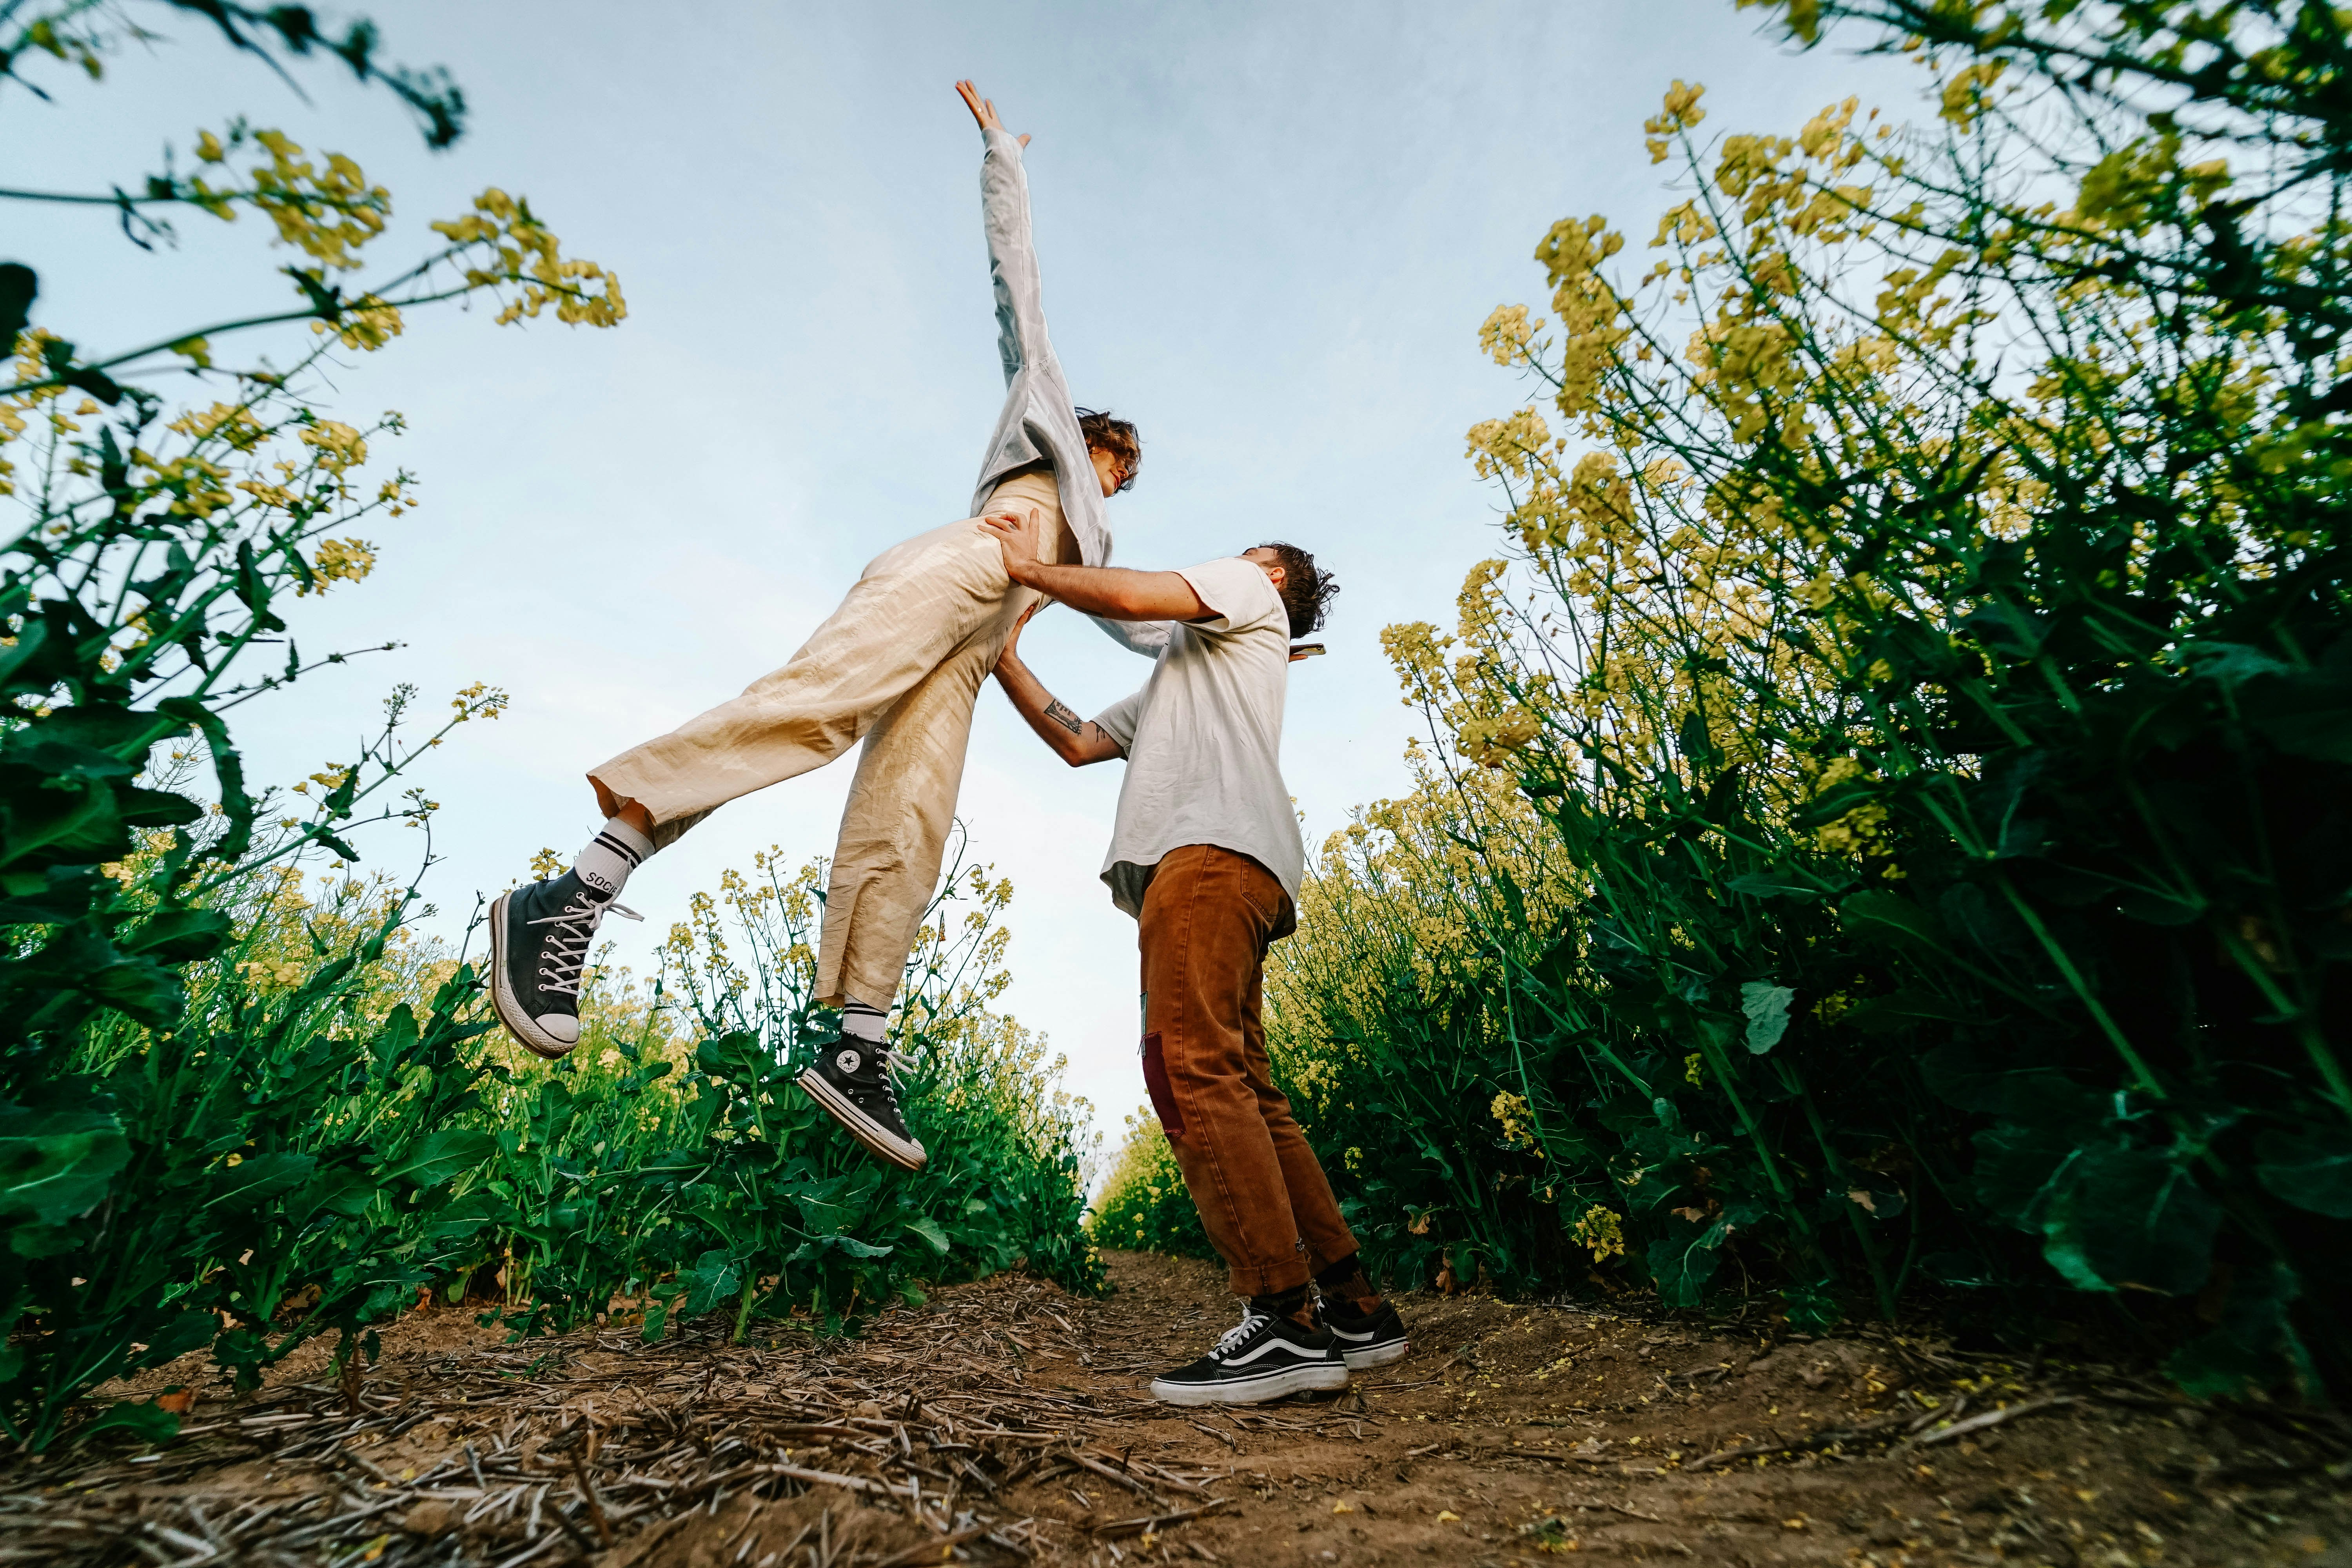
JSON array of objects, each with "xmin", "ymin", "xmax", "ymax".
[
  {"xmin": 980, "ymin": 514, "xmax": 1209, "ymax": 621},
  {"xmin": 992, "ymin": 606, "xmax": 1127, "ymax": 767},
  {"xmin": 958, "ymin": 81, "xmax": 1049, "ymax": 389}
]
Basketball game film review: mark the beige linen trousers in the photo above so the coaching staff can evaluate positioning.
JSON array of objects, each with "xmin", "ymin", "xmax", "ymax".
[{"xmin": 589, "ymin": 472, "xmax": 1066, "ymax": 1010}]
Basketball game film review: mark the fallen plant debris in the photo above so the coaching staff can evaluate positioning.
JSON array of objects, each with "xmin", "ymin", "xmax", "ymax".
[{"xmin": 4, "ymin": 1252, "xmax": 2345, "ymax": 1566}]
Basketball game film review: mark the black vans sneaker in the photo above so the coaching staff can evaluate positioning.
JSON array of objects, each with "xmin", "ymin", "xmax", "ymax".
[
  {"xmin": 1322, "ymin": 1298, "xmax": 1410, "ymax": 1370},
  {"xmin": 796, "ymin": 1040, "xmax": 926, "ymax": 1171},
  {"xmin": 1148, "ymin": 1308, "xmax": 1350, "ymax": 1406},
  {"xmin": 488, "ymin": 870, "xmax": 641, "ymax": 1060}
]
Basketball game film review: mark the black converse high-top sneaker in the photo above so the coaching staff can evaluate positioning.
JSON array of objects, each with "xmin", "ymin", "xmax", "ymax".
[
  {"xmin": 796, "ymin": 1039, "xmax": 926, "ymax": 1171},
  {"xmin": 1148, "ymin": 1307, "xmax": 1350, "ymax": 1406},
  {"xmin": 488, "ymin": 870, "xmax": 641, "ymax": 1060}
]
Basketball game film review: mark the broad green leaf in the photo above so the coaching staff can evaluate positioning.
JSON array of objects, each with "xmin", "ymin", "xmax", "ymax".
[
  {"xmin": 75, "ymin": 1400, "xmax": 180, "ymax": 1447},
  {"xmin": 1778, "ymin": 1278, "xmax": 1843, "ymax": 1334},
  {"xmin": 0, "ymin": 1106, "xmax": 128, "ymax": 1226},
  {"xmin": 86, "ymin": 958, "xmax": 183, "ymax": 1024},
  {"xmin": 2238, "ymin": 666, "xmax": 2352, "ymax": 763},
  {"xmin": 1920, "ymin": 1250, "xmax": 1999, "ymax": 1289},
  {"xmin": 298, "ymin": 1166, "xmax": 378, "ymax": 1220},
  {"xmin": 695, "ymin": 1031, "xmax": 775, "ymax": 1083},
  {"xmin": 1847, "ymin": 989, "xmax": 1975, "ymax": 1035},
  {"xmin": 1957, "ymin": 601, "xmax": 2049, "ymax": 658},
  {"xmin": 1971, "ymin": 1117, "xmax": 2089, "ymax": 1225},
  {"xmin": 375, "ymin": 1129, "xmax": 496, "ymax": 1190},
  {"xmin": 1725, "ymin": 870, "xmax": 1836, "ymax": 900},
  {"xmin": 2254, "ymin": 1127, "xmax": 2352, "ymax": 1219},
  {"xmin": 118, "ymin": 908, "xmax": 233, "ymax": 962},
  {"xmin": 2178, "ymin": 641, "xmax": 2291, "ymax": 683},
  {"xmin": 1839, "ymin": 890, "xmax": 1942, "ymax": 949},
  {"xmin": 372, "ymin": 1004, "xmax": 419, "ymax": 1076},
  {"xmin": 1647, "ymin": 1210, "xmax": 1738, "ymax": 1308},
  {"xmin": 0, "ymin": 262, "xmax": 32, "ymax": 347},
  {"xmin": 1739, "ymin": 982, "xmax": 1795, "ymax": 1054},
  {"xmin": 2041, "ymin": 1144, "xmax": 2220, "ymax": 1296},
  {"xmin": 791, "ymin": 1232, "xmax": 894, "ymax": 1262},
  {"xmin": 203, "ymin": 1151, "xmax": 315, "ymax": 1210},
  {"xmin": 683, "ymin": 1249, "xmax": 744, "ymax": 1316},
  {"xmin": 2038, "ymin": 1234, "xmax": 2113, "ymax": 1293},
  {"xmin": 904, "ymin": 1215, "xmax": 951, "ymax": 1255},
  {"xmin": 128, "ymin": 1310, "xmax": 218, "ymax": 1370},
  {"xmin": 2165, "ymin": 1261, "xmax": 2315, "ymax": 1398}
]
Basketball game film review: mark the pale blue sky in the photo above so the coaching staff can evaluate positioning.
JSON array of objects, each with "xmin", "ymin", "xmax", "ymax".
[{"xmin": 21, "ymin": 0, "xmax": 1915, "ymax": 1154}]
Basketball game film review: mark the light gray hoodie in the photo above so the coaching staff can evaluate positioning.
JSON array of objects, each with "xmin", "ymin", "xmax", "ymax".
[{"xmin": 968, "ymin": 127, "xmax": 1167, "ymax": 658}]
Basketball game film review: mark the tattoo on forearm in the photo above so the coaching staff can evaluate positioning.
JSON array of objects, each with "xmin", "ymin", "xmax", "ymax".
[{"xmin": 1044, "ymin": 699, "xmax": 1085, "ymax": 737}]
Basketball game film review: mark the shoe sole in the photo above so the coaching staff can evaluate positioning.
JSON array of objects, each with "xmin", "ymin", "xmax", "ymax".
[
  {"xmin": 487, "ymin": 891, "xmax": 577, "ymax": 1061},
  {"xmin": 1340, "ymin": 1338, "xmax": 1410, "ymax": 1370},
  {"xmin": 796, "ymin": 1066, "xmax": 927, "ymax": 1172},
  {"xmin": 1149, "ymin": 1361, "xmax": 1350, "ymax": 1406}
]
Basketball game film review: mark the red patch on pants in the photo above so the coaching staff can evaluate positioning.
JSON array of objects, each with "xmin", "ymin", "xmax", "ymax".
[{"xmin": 1140, "ymin": 1032, "xmax": 1184, "ymax": 1139}]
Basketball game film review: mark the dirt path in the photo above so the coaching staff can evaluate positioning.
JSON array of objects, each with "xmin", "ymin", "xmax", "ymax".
[{"xmin": 4, "ymin": 1251, "xmax": 2345, "ymax": 1567}]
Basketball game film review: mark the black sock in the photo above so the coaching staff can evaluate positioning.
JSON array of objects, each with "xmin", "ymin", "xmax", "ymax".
[
  {"xmin": 1316, "ymin": 1254, "xmax": 1379, "ymax": 1314},
  {"xmin": 1249, "ymin": 1284, "xmax": 1312, "ymax": 1327}
]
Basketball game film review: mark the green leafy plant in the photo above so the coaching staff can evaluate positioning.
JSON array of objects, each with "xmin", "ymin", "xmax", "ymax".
[
  {"xmin": 0, "ymin": 1, "xmax": 621, "ymax": 1449},
  {"xmin": 1265, "ymin": 0, "xmax": 2352, "ymax": 1396},
  {"xmin": 1089, "ymin": 1107, "xmax": 1212, "ymax": 1259}
]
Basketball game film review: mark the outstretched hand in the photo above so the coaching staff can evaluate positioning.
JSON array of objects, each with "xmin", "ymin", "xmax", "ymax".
[{"xmin": 956, "ymin": 80, "xmax": 1030, "ymax": 147}]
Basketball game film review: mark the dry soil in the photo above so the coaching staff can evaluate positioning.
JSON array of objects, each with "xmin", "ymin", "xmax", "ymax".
[{"xmin": 2, "ymin": 1250, "xmax": 2345, "ymax": 1568}]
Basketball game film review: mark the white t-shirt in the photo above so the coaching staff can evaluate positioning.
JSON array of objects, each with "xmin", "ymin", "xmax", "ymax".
[{"xmin": 1091, "ymin": 557, "xmax": 1304, "ymax": 919}]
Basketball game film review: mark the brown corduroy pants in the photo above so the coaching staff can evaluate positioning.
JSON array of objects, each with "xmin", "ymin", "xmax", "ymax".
[
  {"xmin": 588, "ymin": 477, "xmax": 1063, "ymax": 1010},
  {"xmin": 1138, "ymin": 844, "xmax": 1357, "ymax": 1297}
]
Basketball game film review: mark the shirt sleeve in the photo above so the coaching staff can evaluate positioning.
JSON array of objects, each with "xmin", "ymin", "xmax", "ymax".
[
  {"xmin": 971, "ymin": 128, "xmax": 1112, "ymax": 566},
  {"xmin": 1090, "ymin": 615, "xmax": 1172, "ymax": 657},
  {"xmin": 1174, "ymin": 558, "xmax": 1284, "ymax": 635},
  {"xmin": 979, "ymin": 127, "xmax": 1049, "ymax": 388},
  {"xmin": 1092, "ymin": 688, "xmax": 1147, "ymax": 755}
]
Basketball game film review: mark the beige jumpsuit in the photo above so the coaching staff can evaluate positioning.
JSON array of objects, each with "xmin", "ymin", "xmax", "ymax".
[{"xmin": 588, "ymin": 470, "xmax": 1071, "ymax": 1009}]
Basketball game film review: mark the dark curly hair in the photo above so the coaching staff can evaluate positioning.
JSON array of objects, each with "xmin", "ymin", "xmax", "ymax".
[
  {"xmin": 1253, "ymin": 541, "xmax": 1338, "ymax": 638},
  {"xmin": 1076, "ymin": 408, "xmax": 1140, "ymax": 492}
]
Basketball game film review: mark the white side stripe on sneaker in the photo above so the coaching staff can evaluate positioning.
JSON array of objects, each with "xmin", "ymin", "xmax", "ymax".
[{"xmin": 1216, "ymin": 1336, "xmax": 1316, "ymax": 1368}]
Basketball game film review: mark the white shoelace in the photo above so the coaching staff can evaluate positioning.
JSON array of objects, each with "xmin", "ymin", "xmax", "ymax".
[
  {"xmin": 1210, "ymin": 1308, "xmax": 1275, "ymax": 1360},
  {"xmin": 530, "ymin": 891, "xmax": 641, "ymax": 998}
]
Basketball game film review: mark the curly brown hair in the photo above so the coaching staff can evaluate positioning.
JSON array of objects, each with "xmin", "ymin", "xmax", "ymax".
[
  {"xmin": 1077, "ymin": 408, "xmax": 1140, "ymax": 492},
  {"xmin": 1253, "ymin": 542, "xmax": 1338, "ymax": 639}
]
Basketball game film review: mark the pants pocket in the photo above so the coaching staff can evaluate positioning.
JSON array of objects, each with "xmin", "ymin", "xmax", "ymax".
[{"xmin": 1140, "ymin": 1031, "xmax": 1185, "ymax": 1140}]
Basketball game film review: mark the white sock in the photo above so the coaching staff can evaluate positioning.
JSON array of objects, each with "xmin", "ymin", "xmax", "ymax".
[
  {"xmin": 572, "ymin": 817, "xmax": 652, "ymax": 900},
  {"xmin": 840, "ymin": 998, "xmax": 887, "ymax": 1044}
]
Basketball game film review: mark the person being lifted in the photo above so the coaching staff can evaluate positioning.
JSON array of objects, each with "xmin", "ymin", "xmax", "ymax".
[
  {"xmin": 488, "ymin": 82, "xmax": 1148, "ymax": 1175},
  {"xmin": 985, "ymin": 523, "xmax": 1412, "ymax": 1403}
]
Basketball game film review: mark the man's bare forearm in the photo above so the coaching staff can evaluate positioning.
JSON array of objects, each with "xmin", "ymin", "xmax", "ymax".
[
  {"xmin": 994, "ymin": 647, "xmax": 1122, "ymax": 766},
  {"xmin": 1007, "ymin": 559, "xmax": 1206, "ymax": 622}
]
